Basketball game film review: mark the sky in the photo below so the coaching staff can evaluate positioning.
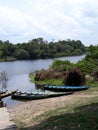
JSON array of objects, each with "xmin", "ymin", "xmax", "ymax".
[{"xmin": 0, "ymin": 0, "xmax": 98, "ymax": 46}]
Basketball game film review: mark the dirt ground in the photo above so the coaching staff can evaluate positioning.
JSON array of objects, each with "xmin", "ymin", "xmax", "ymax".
[
  {"xmin": 8, "ymin": 93, "xmax": 75, "ymax": 116},
  {"xmin": 8, "ymin": 91, "xmax": 98, "ymax": 128}
]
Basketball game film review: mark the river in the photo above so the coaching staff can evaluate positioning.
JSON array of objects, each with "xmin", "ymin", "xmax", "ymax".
[{"xmin": 0, "ymin": 55, "xmax": 85, "ymax": 107}]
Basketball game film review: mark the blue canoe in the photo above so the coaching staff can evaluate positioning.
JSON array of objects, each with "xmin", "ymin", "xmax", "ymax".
[{"xmin": 44, "ymin": 85, "xmax": 89, "ymax": 92}]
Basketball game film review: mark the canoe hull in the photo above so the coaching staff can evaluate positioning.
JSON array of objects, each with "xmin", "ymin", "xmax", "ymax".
[
  {"xmin": 44, "ymin": 85, "xmax": 89, "ymax": 92},
  {"xmin": 11, "ymin": 91, "xmax": 73, "ymax": 100}
]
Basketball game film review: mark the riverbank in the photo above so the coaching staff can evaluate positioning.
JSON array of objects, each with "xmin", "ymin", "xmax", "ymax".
[{"xmin": 8, "ymin": 85, "xmax": 98, "ymax": 129}]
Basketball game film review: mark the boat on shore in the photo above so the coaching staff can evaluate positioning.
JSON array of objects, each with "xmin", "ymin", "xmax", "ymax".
[
  {"xmin": 11, "ymin": 91, "xmax": 73, "ymax": 100},
  {"xmin": 44, "ymin": 85, "xmax": 89, "ymax": 92}
]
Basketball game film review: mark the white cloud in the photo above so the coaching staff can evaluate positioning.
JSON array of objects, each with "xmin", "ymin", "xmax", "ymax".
[
  {"xmin": 0, "ymin": 0, "xmax": 98, "ymax": 45},
  {"xmin": 0, "ymin": 5, "xmax": 42, "ymax": 41}
]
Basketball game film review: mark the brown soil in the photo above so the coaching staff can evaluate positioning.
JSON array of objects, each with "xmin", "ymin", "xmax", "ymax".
[{"xmin": 8, "ymin": 91, "xmax": 98, "ymax": 128}]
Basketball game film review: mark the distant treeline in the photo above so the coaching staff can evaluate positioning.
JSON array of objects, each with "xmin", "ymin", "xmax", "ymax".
[{"xmin": 0, "ymin": 38, "xmax": 85, "ymax": 60}]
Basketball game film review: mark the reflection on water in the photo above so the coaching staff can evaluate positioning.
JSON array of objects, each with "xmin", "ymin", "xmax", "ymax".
[
  {"xmin": 54, "ymin": 55, "xmax": 85, "ymax": 63},
  {"xmin": 7, "ymin": 74, "xmax": 35, "ymax": 91},
  {"xmin": 0, "ymin": 71, "xmax": 8, "ymax": 90},
  {"xmin": 2, "ymin": 96, "xmax": 21, "ymax": 107}
]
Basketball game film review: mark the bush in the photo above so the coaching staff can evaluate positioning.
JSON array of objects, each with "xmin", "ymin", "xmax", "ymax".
[
  {"xmin": 76, "ymin": 58, "xmax": 98, "ymax": 75},
  {"xmin": 93, "ymin": 71, "xmax": 98, "ymax": 81},
  {"xmin": 64, "ymin": 67, "xmax": 85, "ymax": 86}
]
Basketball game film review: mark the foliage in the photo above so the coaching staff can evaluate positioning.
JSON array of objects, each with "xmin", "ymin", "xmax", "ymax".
[
  {"xmin": 0, "ymin": 38, "xmax": 85, "ymax": 60},
  {"xmin": 51, "ymin": 60, "xmax": 71, "ymax": 68},
  {"xmin": 76, "ymin": 45, "xmax": 98, "ymax": 75},
  {"xmin": 93, "ymin": 71, "xmax": 98, "ymax": 80},
  {"xmin": 29, "ymin": 73, "xmax": 35, "ymax": 82},
  {"xmin": 51, "ymin": 59, "xmax": 74, "ymax": 72},
  {"xmin": 30, "ymin": 73, "xmax": 62, "ymax": 87},
  {"xmin": 76, "ymin": 58, "xmax": 98, "ymax": 75},
  {"xmin": 14, "ymin": 49, "xmax": 30, "ymax": 59},
  {"xmin": 85, "ymin": 80, "xmax": 98, "ymax": 92},
  {"xmin": 85, "ymin": 45, "xmax": 98, "ymax": 59},
  {"xmin": 64, "ymin": 67, "xmax": 85, "ymax": 86},
  {"xmin": 29, "ymin": 73, "xmax": 64, "ymax": 85},
  {"xmin": 36, "ymin": 78, "xmax": 64, "ymax": 86}
]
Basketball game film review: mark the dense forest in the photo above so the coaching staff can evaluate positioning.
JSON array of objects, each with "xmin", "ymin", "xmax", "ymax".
[{"xmin": 0, "ymin": 38, "xmax": 85, "ymax": 60}]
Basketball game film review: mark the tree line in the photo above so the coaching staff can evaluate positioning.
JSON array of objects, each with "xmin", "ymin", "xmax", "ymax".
[{"xmin": 0, "ymin": 38, "xmax": 86, "ymax": 60}]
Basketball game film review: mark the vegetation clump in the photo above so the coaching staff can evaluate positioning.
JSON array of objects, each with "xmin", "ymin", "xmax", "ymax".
[
  {"xmin": 34, "ymin": 68, "xmax": 65, "ymax": 81},
  {"xmin": 93, "ymin": 71, "xmax": 98, "ymax": 81},
  {"xmin": 34, "ymin": 60, "xmax": 74, "ymax": 83},
  {"xmin": 64, "ymin": 67, "xmax": 85, "ymax": 86}
]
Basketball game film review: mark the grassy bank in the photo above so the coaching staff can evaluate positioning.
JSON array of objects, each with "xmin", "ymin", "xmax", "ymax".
[
  {"xmin": 29, "ymin": 73, "xmax": 64, "ymax": 85},
  {"xmin": 9, "ymin": 80, "xmax": 98, "ymax": 130}
]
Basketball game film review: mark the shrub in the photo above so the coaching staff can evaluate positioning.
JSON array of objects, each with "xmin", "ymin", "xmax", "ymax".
[
  {"xmin": 64, "ymin": 67, "xmax": 85, "ymax": 86},
  {"xmin": 92, "ymin": 71, "xmax": 98, "ymax": 81}
]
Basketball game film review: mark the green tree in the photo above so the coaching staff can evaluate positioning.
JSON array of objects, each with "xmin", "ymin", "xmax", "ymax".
[
  {"xmin": 14, "ymin": 49, "xmax": 30, "ymax": 59},
  {"xmin": 0, "ymin": 51, "xmax": 3, "ymax": 59}
]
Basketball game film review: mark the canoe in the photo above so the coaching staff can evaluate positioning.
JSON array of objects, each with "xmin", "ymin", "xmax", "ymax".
[
  {"xmin": 11, "ymin": 91, "xmax": 73, "ymax": 100},
  {"xmin": 44, "ymin": 85, "xmax": 89, "ymax": 92}
]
